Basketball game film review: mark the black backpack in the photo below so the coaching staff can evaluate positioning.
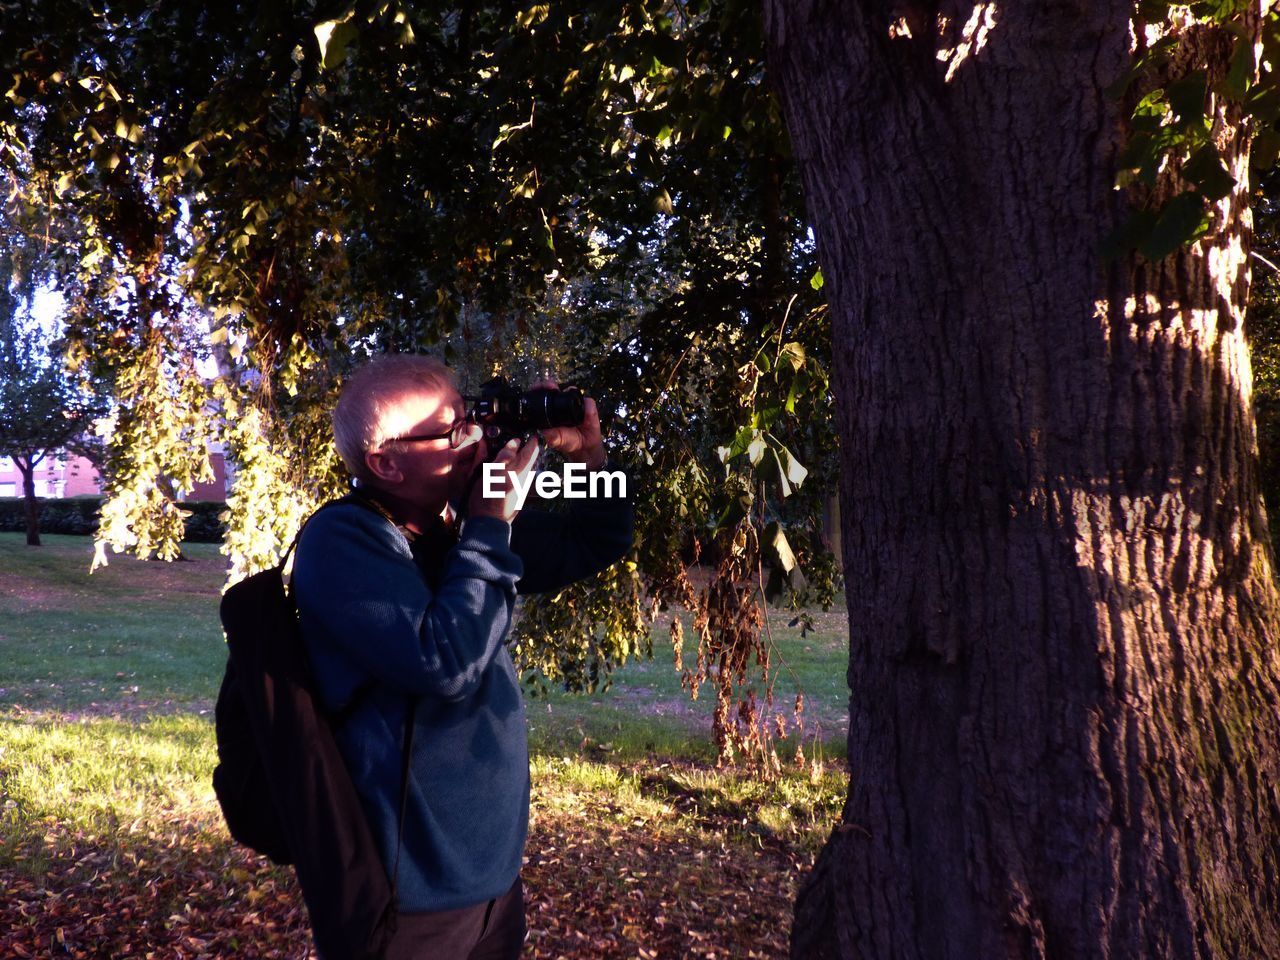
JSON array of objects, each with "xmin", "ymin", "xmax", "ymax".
[{"xmin": 213, "ymin": 499, "xmax": 414, "ymax": 960}]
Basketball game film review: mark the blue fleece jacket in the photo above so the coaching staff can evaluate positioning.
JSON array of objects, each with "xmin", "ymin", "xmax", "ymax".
[{"xmin": 293, "ymin": 472, "xmax": 633, "ymax": 913}]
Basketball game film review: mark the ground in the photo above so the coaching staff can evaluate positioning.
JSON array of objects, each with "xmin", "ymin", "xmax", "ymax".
[{"xmin": 0, "ymin": 534, "xmax": 848, "ymax": 958}]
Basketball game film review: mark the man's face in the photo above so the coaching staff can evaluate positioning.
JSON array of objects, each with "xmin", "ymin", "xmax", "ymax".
[{"xmin": 369, "ymin": 386, "xmax": 484, "ymax": 513}]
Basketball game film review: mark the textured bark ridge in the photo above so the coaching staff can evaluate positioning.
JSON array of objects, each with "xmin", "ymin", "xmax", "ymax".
[{"xmin": 763, "ymin": 2, "xmax": 1280, "ymax": 958}]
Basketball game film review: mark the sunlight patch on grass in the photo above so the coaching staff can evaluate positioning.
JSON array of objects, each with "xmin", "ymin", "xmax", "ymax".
[
  {"xmin": 531, "ymin": 755, "xmax": 675, "ymax": 826},
  {"xmin": 0, "ymin": 714, "xmax": 220, "ymax": 854},
  {"xmin": 530, "ymin": 752, "xmax": 844, "ymax": 855},
  {"xmin": 2, "ymin": 714, "xmax": 845, "ymax": 872}
]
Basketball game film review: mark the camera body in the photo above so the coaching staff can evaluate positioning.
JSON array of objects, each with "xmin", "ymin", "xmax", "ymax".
[{"xmin": 466, "ymin": 377, "xmax": 585, "ymax": 448}]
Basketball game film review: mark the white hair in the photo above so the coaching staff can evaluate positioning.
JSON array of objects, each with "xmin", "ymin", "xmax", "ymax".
[{"xmin": 332, "ymin": 354, "xmax": 457, "ymax": 482}]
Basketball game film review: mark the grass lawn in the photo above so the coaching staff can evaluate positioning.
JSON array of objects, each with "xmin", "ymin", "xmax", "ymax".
[
  {"xmin": 0, "ymin": 532, "xmax": 849, "ymax": 958},
  {"xmin": 0, "ymin": 535, "xmax": 228, "ymax": 713}
]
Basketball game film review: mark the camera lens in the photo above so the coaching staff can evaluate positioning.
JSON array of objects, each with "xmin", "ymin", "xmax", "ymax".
[{"xmin": 522, "ymin": 387, "xmax": 584, "ymax": 429}]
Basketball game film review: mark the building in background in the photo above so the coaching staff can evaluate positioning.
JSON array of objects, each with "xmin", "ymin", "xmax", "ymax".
[
  {"xmin": 0, "ymin": 448, "xmax": 228, "ymax": 501},
  {"xmin": 0, "ymin": 454, "xmax": 92, "ymax": 498}
]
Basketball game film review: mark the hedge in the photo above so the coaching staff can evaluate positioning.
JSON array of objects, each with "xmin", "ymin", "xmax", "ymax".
[{"xmin": 0, "ymin": 497, "xmax": 226, "ymax": 543}]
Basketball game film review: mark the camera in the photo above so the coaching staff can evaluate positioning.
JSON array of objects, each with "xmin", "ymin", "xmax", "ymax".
[{"xmin": 465, "ymin": 377, "xmax": 585, "ymax": 448}]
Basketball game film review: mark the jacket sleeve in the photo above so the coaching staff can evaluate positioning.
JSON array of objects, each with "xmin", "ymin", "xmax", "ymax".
[
  {"xmin": 509, "ymin": 461, "xmax": 634, "ymax": 595},
  {"xmin": 294, "ymin": 505, "xmax": 522, "ymax": 702}
]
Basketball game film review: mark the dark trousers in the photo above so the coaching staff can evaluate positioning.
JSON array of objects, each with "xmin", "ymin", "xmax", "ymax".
[{"xmin": 384, "ymin": 877, "xmax": 526, "ymax": 960}]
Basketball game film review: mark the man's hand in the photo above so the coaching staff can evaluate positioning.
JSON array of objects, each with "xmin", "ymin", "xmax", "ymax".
[
  {"xmin": 535, "ymin": 382, "xmax": 606, "ymax": 470},
  {"xmin": 468, "ymin": 436, "xmax": 541, "ymax": 523}
]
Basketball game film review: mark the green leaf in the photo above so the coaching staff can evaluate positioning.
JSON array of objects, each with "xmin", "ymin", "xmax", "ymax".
[
  {"xmin": 774, "ymin": 443, "xmax": 808, "ymax": 490},
  {"xmin": 1133, "ymin": 89, "xmax": 1170, "ymax": 120},
  {"xmin": 1108, "ymin": 36, "xmax": 1178, "ymax": 100},
  {"xmin": 784, "ymin": 371, "xmax": 802, "ymax": 414},
  {"xmin": 1190, "ymin": 0, "xmax": 1248, "ymax": 19},
  {"xmin": 1106, "ymin": 220, "xmax": 1147, "ymax": 263},
  {"xmin": 713, "ymin": 492, "xmax": 752, "ymax": 533},
  {"xmin": 1167, "ymin": 72, "xmax": 1208, "ymax": 125},
  {"xmin": 1223, "ymin": 33, "xmax": 1255, "ymax": 100},
  {"xmin": 1253, "ymin": 128, "xmax": 1280, "ymax": 171},
  {"xmin": 516, "ymin": 5, "xmax": 550, "ymax": 28},
  {"xmin": 722, "ymin": 425, "xmax": 756, "ymax": 461},
  {"xmin": 1246, "ymin": 80, "xmax": 1280, "ymax": 123},
  {"xmin": 1182, "ymin": 144, "xmax": 1235, "ymax": 201},
  {"xmin": 754, "ymin": 405, "xmax": 781, "ymax": 432},
  {"xmin": 809, "ymin": 268, "xmax": 823, "ymax": 291},
  {"xmin": 1117, "ymin": 130, "xmax": 1175, "ymax": 188},
  {"xmin": 315, "ymin": 16, "xmax": 359, "ymax": 70},
  {"xmin": 778, "ymin": 341, "xmax": 805, "ymax": 370},
  {"xmin": 393, "ymin": 11, "xmax": 415, "ymax": 45},
  {"xmin": 1138, "ymin": 191, "xmax": 1210, "ymax": 261},
  {"xmin": 631, "ymin": 110, "xmax": 667, "ymax": 137}
]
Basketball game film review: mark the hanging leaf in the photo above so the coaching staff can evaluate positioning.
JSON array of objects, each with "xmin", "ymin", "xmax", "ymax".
[
  {"xmin": 721, "ymin": 425, "xmax": 757, "ymax": 461},
  {"xmin": 774, "ymin": 442, "xmax": 809, "ymax": 491},
  {"xmin": 1139, "ymin": 191, "xmax": 1211, "ymax": 261},
  {"xmin": 315, "ymin": 15, "xmax": 359, "ymax": 70},
  {"xmin": 1100, "ymin": 208, "xmax": 1158, "ymax": 262},
  {"xmin": 764, "ymin": 521, "xmax": 796, "ymax": 573},
  {"xmin": 778, "ymin": 343, "xmax": 806, "ymax": 373},
  {"xmin": 1167, "ymin": 72, "xmax": 1209, "ymax": 125},
  {"xmin": 1183, "ymin": 144, "xmax": 1236, "ymax": 200},
  {"xmin": 1223, "ymin": 32, "xmax": 1256, "ymax": 99}
]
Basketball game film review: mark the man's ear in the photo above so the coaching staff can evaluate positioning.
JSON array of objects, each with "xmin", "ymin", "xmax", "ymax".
[{"xmin": 364, "ymin": 449, "xmax": 402, "ymax": 485}]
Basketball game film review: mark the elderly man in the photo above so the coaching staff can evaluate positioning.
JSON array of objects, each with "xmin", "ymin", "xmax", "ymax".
[{"xmin": 293, "ymin": 354, "xmax": 632, "ymax": 959}]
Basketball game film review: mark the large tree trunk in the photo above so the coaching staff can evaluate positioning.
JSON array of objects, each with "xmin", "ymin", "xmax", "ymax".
[{"xmin": 763, "ymin": 3, "xmax": 1280, "ymax": 957}]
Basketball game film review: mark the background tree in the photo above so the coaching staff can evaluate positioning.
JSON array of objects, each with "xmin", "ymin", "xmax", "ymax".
[
  {"xmin": 763, "ymin": 1, "xmax": 1280, "ymax": 956},
  {"xmin": 0, "ymin": 232, "xmax": 104, "ymax": 546}
]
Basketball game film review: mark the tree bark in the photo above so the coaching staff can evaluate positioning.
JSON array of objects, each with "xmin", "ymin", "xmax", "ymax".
[{"xmin": 763, "ymin": 3, "xmax": 1280, "ymax": 958}]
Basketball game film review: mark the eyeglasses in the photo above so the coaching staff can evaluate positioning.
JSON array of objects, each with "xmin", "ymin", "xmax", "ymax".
[{"xmin": 385, "ymin": 417, "xmax": 473, "ymax": 450}]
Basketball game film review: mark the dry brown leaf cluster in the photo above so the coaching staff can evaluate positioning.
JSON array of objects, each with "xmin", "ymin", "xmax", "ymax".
[{"xmin": 2, "ymin": 764, "xmax": 814, "ymax": 959}]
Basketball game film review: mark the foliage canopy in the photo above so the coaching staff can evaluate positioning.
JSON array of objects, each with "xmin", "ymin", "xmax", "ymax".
[
  {"xmin": 12, "ymin": 0, "xmax": 1280, "ymax": 761},
  {"xmin": 0, "ymin": 0, "xmax": 838, "ymax": 762}
]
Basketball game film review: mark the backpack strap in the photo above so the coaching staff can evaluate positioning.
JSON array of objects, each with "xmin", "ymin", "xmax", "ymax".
[
  {"xmin": 388, "ymin": 696, "xmax": 417, "ymax": 909},
  {"xmin": 285, "ymin": 491, "xmax": 388, "ymax": 727},
  {"xmin": 279, "ymin": 494, "xmax": 364, "ymax": 576}
]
